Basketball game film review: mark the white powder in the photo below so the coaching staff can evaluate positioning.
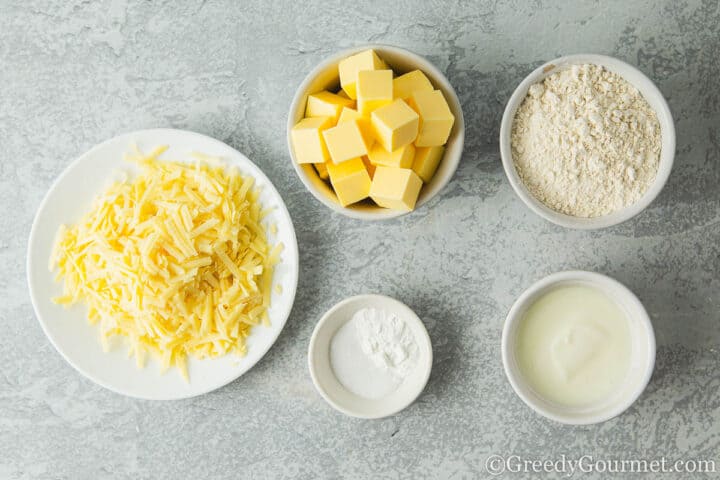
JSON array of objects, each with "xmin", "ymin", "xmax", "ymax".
[
  {"xmin": 354, "ymin": 308, "xmax": 419, "ymax": 377},
  {"xmin": 329, "ymin": 308, "xmax": 418, "ymax": 399},
  {"xmin": 511, "ymin": 64, "xmax": 661, "ymax": 217}
]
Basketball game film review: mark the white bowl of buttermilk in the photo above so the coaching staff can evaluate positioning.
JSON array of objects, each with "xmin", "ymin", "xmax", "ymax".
[{"xmin": 502, "ymin": 271, "xmax": 656, "ymax": 425}]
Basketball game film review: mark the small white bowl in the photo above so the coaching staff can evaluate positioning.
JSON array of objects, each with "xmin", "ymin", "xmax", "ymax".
[
  {"xmin": 499, "ymin": 54, "xmax": 675, "ymax": 229},
  {"xmin": 287, "ymin": 44, "xmax": 465, "ymax": 221},
  {"xmin": 501, "ymin": 271, "xmax": 656, "ymax": 425},
  {"xmin": 308, "ymin": 294, "xmax": 433, "ymax": 418}
]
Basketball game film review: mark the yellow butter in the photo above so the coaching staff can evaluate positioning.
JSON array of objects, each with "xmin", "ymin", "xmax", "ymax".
[
  {"xmin": 291, "ymin": 116, "xmax": 334, "ymax": 164},
  {"xmin": 367, "ymin": 143, "xmax": 415, "ymax": 169},
  {"xmin": 314, "ymin": 161, "xmax": 329, "ymax": 180},
  {"xmin": 361, "ymin": 155, "xmax": 376, "ymax": 179},
  {"xmin": 305, "ymin": 91, "xmax": 354, "ymax": 121},
  {"xmin": 370, "ymin": 166, "xmax": 423, "ymax": 211},
  {"xmin": 408, "ymin": 90, "xmax": 455, "ymax": 147},
  {"xmin": 412, "ymin": 145, "xmax": 444, "ymax": 182},
  {"xmin": 370, "ymin": 99, "xmax": 419, "ymax": 152},
  {"xmin": 337, "ymin": 107, "xmax": 373, "ymax": 146},
  {"xmin": 338, "ymin": 49, "xmax": 387, "ymax": 99},
  {"xmin": 322, "ymin": 120, "xmax": 371, "ymax": 164},
  {"xmin": 336, "ymin": 88, "xmax": 352, "ymax": 100},
  {"xmin": 337, "ymin": 106, "xmax": 363, "ymax": 124},
  {"xmin": 357, "ymin": 70, "xmax": 393, "ymax": 116},
  {"xmin": 327, "ymin": 157, "xmax": 372, "ymax": 206},
  {"xmin": 393, "ymin": 70, "xmax": 433, "ymax": 101}
]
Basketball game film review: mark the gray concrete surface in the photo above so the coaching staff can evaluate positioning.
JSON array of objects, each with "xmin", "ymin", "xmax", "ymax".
[{"xmin": 1, "ymin": 0, "xmax": 719, "ymax": 478}]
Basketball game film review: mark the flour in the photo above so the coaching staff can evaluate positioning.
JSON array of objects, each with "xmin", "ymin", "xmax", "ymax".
[{"xmin": 511, "ymin": 64, "xmax": 661, "ymax": 217}]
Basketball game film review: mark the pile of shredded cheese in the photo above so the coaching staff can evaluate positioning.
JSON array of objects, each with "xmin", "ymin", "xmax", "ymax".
[{"xmin": 49, "ymin": 146, "xmax": 283, "ymax": 380}]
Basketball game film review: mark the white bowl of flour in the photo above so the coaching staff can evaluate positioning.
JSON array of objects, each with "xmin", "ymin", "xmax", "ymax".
[
  {"xmin": 500, "ymin": 54, "xmax": 675, "ymax": 229},
  {"xmin": 308, "ymin": 294, "xmax": 432, "ymax": 419}
]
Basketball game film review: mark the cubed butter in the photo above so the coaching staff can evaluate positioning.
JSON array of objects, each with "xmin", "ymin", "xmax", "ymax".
[
  {"xmin": 408, "ymin": 90, "xmax": 455, "ymax": 147},
  {"xmin": 314, "ymin": 161, "xmax": 329, "ymax": 180},
  {"xmin": 393, "ymin": 70, "xmax": 433, "ymax": 101},
  {"xmin": 357, "ymin": 70, "xmax": 393, "ymax": 116},
  {"xmin": 338, "ymin": 107, "xmax": 373, "ymax": 146},
  {"xmin": 370, "ymin": 167, "xmax": 423, "ymax": 211},
  {"xmin": 336, "ymin": 88, "xmax": 352, "ymax": 100},
  {"xmin": 361, "ymin": 155, "xmax": 376, "ymax": 179},
  {"xmin": 370, "ymin": 99, "xmax": 419, "ymax": 152},
  {"xmin": 337, "ymin": 107, "xmax": 363, "ymax": 124},
  {"xmin": 327, "ymin": 157, "xmax": 372, "ymax": 206},
  {"xmin": 367, "ymin": 143, "xmax": 415, "ymax": 169},
  {"xmin": 291, "ymin": 116, "xmax": 334, "ymax": 164},
  {"xmin": 412, "ymin": 145, "xmax": 444, "ymax": 182},
  {"xmin": 305, "ymin": 91, "xmax": 354, "ymax": 121},
  {"xmin": 338, "ymin": 49, "xmax": 387, "ymax": 99},
  {"xmin": 322, "ymin": 120, "xmax": 370, "ymax": 164}
]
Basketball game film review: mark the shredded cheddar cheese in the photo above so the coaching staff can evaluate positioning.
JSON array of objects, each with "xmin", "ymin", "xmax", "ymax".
[{"xmin": 49, "ymin": 146, "xmax": 283, "ymax": 380}]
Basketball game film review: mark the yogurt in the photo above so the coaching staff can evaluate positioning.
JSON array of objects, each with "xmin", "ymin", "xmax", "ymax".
[{"xmin": 515, "ymin": 284, "xmax": 632, "ymax": 407}]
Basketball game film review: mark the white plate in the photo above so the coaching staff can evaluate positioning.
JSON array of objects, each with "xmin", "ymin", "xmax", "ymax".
[
  {"xmin": 308, "ymin": 294, "xmax": 433, "ymax": 419},
  {"xmin": 27, "ymin": 129, "xmax": 299, "ymax": 400}
]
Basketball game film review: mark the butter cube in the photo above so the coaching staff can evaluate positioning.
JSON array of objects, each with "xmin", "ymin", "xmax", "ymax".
[
  {"xmin": 327, "ymin": 157, "xmax": 372, "ymax": 206},
  {"xmin": 322, "ymin": 120, "xmax": 370, "ymax": 164},
  {"xmin": 370, "ymin": 99, "xmax": 419, "ymax": 152},
  {"xmin": 370, "ymin": 167, "xmax": 423, "ymax": 211},
  {"xmin": 412, "ymin": 145, "xmax": 444, "ymax": 182},
  {"xmin": 408, "ymin": 90, "xmax": 455, "ymax": 147},
  {"xmin": 357, "ymin": 70, "xmax": 393, "ymax": 116},
  {"xmin": 314, "ymin": 161, "xmax": 329, "ymax": 180},
  {"xmin": 338, "ymin": 49, "xmax": 387, "ymax": 99},
  {"xmin": 361, "ymin": 155, "xmax": 376, "ymax": 179},
  {"xmin": 367, "ymin": 143, "xmax": 415, "ymax": 169},
  {"xmin": 338, "ymin": 107, "xmax": 373, "ymax": 146},
  {"xmin": 305, "ymin": 91, "xmax": 354, "ymax": 121},
  {"xmin": 291, "ymin": 116, "xmax": 334, "ymax": 164},
  {"xmin": 336, "ymin": 88, "xmax": 351, "ymax": 100},
  {"xmin": 337, "ymin": 107, "xmax": 363, "ymax": 124},
  {"xmin": 393, "ymin": 70, "xmax": 433, "ymax": 101}
]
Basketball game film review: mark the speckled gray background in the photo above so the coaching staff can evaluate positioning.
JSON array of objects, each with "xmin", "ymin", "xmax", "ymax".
[{"xmin": 2, "ymin": 0, "xmax": 719, "ymax": 478}]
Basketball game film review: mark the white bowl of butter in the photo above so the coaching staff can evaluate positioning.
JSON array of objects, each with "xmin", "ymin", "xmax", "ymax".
[
  {"xmin": 502, "ymin": 271, "xmax": 655, "ymax": 425},
  {"xmin": 287, "ymin": 44, "xmax": 465, "ymax": 220}
]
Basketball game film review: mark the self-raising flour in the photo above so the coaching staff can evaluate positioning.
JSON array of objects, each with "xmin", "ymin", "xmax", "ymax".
[{"xmin": 511, "ymin": 64, "xmax": 661, "ymax": 217}]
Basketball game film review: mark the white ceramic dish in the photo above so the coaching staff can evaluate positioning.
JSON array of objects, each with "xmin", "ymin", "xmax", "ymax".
[
  {"xmin": 499, "ymin": 54, "xmax": 675, "ymax": 229},
  {"xmin": 501, "ymin": 271, "xmax": 655, "ymax": 425},
  {"xmin": 287, "ymin": 44, "xmax": 465, "ymax": 221},
  {"xmin": 308, "ymin": 294, "xmax": 433, "ymax": 418},
  {"xmin": 27, "ymin": 129, "xmax": 299, "ymax": 400}
]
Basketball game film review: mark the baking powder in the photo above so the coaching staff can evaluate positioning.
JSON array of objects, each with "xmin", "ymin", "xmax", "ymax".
[{"xmin": 329, "ymin": 308, "xmax": 418, "ymax": 399}]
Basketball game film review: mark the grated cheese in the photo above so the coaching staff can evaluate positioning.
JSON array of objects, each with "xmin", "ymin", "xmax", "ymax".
[{"xmin": 49, "ymin": 146, "xmax": 283, "ymax": 380}]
